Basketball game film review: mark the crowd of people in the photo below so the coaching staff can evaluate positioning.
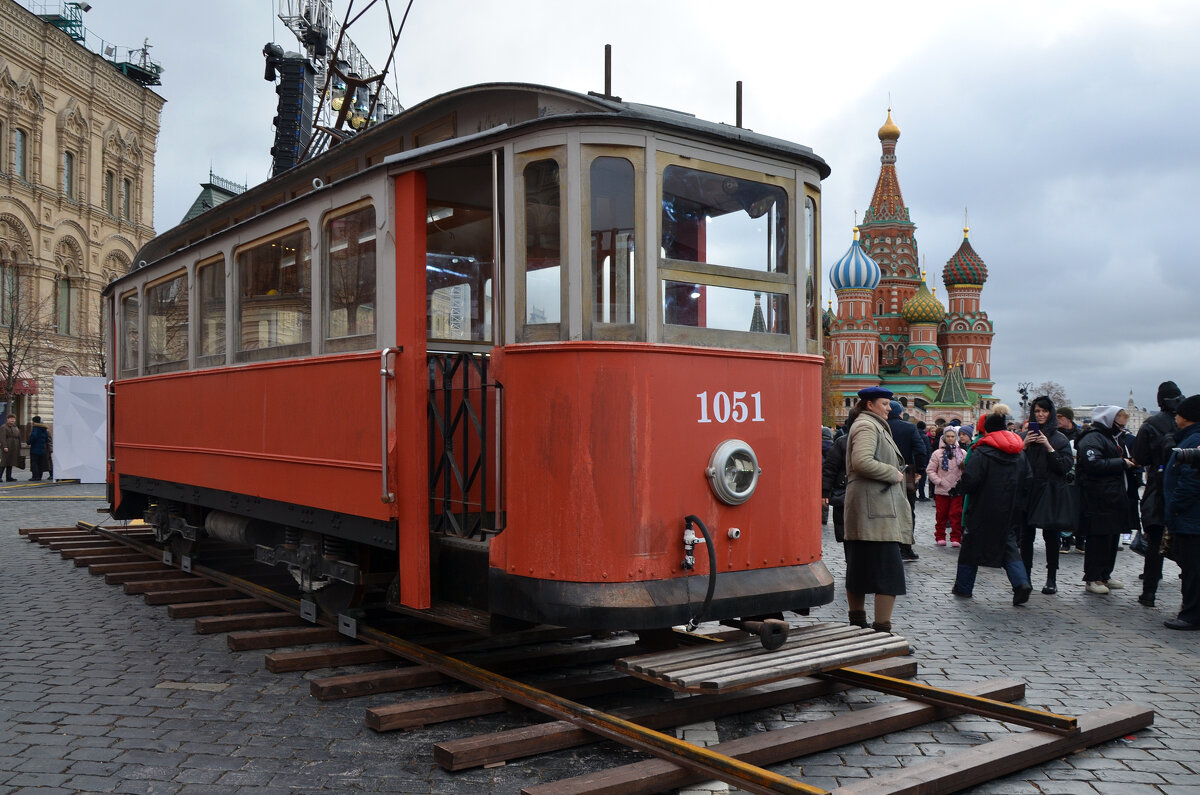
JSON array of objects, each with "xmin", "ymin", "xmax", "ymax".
[{"xmin": 821, "ymin": 381, "xmax": 1200, "ymax": 632}]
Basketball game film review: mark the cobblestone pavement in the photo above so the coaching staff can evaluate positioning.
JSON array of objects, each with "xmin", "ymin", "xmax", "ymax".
[{"xmin": 3, "ymin": 483, "xmax": 1199, "ymax": 793}]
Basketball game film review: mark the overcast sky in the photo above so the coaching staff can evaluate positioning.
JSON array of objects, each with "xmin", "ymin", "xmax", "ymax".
[{"xmin": 73, "ymin": 0, "xmax": 1200, "ymax": 412}]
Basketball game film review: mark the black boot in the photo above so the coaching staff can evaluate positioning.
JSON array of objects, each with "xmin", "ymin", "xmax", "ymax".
[
  {"xmin": 1042, "ymin": 571, "xmax": 1057, "ymax": 595},
  {"xmin": 1138, "ymin": 581, "xmax": 1157, "ymax": 607},
  {"xmin": 848, "ymin": 610, "xmax": 868, "ymax": 628},
  {"xmin": 900, "ymin": 544, "xmax": 919, "ymax": 561},
  {"xmin": 871, "ymin": 620, "xmax": 892, "ymax": 633}
]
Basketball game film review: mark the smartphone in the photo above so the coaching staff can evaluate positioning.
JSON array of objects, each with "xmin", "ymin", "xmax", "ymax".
[{"xmin": 1027, "ymin": 421, "xmax": 1040, "ymax": 433}]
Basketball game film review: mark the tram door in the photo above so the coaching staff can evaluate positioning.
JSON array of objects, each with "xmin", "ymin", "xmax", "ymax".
[{"xmin": 422, "ymin": 152, "xmax": 504, "ymax": 608}]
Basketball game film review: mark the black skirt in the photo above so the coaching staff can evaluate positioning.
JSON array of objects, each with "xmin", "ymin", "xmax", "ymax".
[{"xmin": 843, "ymin": 540, "xmax": 906, "ymax": 596}]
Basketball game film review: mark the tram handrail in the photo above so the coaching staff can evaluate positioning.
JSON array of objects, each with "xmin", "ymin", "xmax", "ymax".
[{"xmin": 380, "ymin": 347, "xmax": 397, "ymax": 504}]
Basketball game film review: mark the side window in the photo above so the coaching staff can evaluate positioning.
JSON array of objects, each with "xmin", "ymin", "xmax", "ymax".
[
  {"xmin": 590, "ymin": 156, "xmax": 636, "ymax": 328},
  {"xmin": 520, "ymin": 157, "xmax": 562, "ymax": 338},
  {"xmin": 145, "ymin": 272, "xmax": 189, "ymax": 374},
  {"xmin": 236, "ymin": 227, "xmax": 312, "ymax": 362},
  {"xmin": 804, "ymin": 194, "xmax": 820, "ymax": 352},
  {"xmin": 325, "ymin": 205, "xmax": 377, "ymax": 352},
  {"xmin": 196, "ymin": 257, "xmax": 226, "ymax": 367},
  {"xmin": 120, "ymin": 291, "xmax": 140, "ymax": 378},
  {"xmin": 104, "ymin": 171, "xmax": 115, "ymax": 214},
  {"xmin": 425, "ymin": 154, "xmax": 495, "ymax": 344},
  {"xmin": 14, "ymin": 129, "xmax": 27, "ymax": 180},
  {"xmin": 658, "ymin": 159, "xmax": 794, "ymax": 350}
]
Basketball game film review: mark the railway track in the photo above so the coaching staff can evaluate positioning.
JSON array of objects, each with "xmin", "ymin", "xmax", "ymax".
[{"xmin": 21, "ymin": 521, "xmax": 1154, "ymax": 794}]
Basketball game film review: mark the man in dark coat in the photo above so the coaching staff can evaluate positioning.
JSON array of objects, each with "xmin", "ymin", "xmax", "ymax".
[
  {"xmin": 822, "ymin": 421, "xmax": 849, "ymax": 542},
  {"xmin": 1132, "ymin": 380, "xmax": 1184, "ymax": 607},
  {"xmin": 820, "ymin": 426, "xmax": 834, "ymax": 525},
  {"xmin": 951, "ymin": 413, "xmax": 1034, "ymax": 605},
  {"xmin": 887, "ymin": 401, "xmax": 929, "ymax": 561},
  {"xmin": 1076, "ymin": 405, "xmax": 1137, "ymax": 594},
  {"xmin": 1163, "ymin": 394, "xmax": 1200, "ymax": 630}
]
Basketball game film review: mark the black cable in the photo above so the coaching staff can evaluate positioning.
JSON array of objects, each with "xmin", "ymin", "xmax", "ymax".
[{"xmin": 684, "ymin": 515, "xmax": 716, "ymax": 631}]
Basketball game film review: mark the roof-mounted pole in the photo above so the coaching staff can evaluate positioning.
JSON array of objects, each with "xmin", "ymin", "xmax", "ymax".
[{"xmin": 736, "ymin": 81, "xmax": 743, "ymax": 128}]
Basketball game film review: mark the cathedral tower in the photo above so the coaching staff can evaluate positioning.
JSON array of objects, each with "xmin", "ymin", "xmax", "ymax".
[
  {"xmin": 828, "ymin": 228, "xmax": 882, "ymax": 393},
  {"xmin": 940, "ymin": 227, "xmax": 994, "ymax": 396}
]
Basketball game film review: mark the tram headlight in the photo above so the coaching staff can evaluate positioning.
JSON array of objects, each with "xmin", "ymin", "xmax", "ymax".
[{"xmin": 705, "ymin": 439, "xmax": 761, "ymax": 505}]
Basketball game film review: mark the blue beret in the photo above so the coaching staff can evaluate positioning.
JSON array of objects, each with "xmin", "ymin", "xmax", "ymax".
[{"xmin": 857, "ymin": 386, "xmax": 894, "ymax": 400}]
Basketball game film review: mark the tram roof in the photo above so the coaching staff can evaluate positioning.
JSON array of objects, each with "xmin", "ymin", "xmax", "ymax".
[{"xmin": 117, "ymin": 82, "xmax": 829, "ymax": 287}]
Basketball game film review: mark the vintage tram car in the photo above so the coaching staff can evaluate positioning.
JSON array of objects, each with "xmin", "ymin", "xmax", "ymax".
[{"xmin": 103, "ymin": 82, "xmax": 833, "ymax": 633}]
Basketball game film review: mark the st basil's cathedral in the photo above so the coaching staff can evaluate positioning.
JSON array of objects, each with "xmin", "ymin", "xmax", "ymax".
[{"xmin": 824, "ymin": 110, "xmax": 1000, "ymax": 424}]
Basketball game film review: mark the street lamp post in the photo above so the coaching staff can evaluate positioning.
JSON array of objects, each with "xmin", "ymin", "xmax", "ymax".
[{"xmin": 1018, "ymin": 381, "xmax": 1033, "ymax": 422}]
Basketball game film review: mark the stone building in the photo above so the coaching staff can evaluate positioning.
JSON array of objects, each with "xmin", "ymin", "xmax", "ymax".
[
  {"xmin": 0, "ymin": 0, "xmax": 162, "ymax": 424},
  {"xmin": 825, "ymin": 110, "xmax": 998, "ymax": 425}
]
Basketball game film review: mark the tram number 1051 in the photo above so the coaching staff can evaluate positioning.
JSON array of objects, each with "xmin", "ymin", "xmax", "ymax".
[{"xmin": 696, "ymin": 391, "xmax": 765, "ymax": 424}]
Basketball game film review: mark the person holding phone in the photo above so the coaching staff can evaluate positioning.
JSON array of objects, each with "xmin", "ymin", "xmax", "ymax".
[
  {"xmin": 1018, "ymin": 396, "xmax": 1075, "ymax": 595},
  {"xmin": 843, "ymin": 386, "xmax": 913, "ymax": 633}
]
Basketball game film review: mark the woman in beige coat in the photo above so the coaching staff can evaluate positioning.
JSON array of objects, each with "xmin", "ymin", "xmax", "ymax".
[{"xmin": 843, "ymin": 386, "xmax": 914, "ymax": 632}]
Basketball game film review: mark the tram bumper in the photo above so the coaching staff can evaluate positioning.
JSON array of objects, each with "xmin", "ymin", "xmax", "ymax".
[{"xmin": 488, "ymin": 561, "xmax": 834, "ymax": 631}]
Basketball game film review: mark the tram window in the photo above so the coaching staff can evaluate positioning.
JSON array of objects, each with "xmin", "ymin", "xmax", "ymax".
[
  {"xmin": 236, "ymin": 227, "xmax": 312, "ymax": 362},
  {"xmin": 196, "ymin": 258, "xmax": 225, "ymax": 367},
  {"xmin": 425, "ymin": 154, "xmax": 496, "ymax": 343},
  {"xmin": 325, "ymin": 206, "xmax": 376, "ymax": 352},
  {"xmin": 145, "ymin": 273, "xmax": 189, "ymax": 374},
  {"xmin": 524, "ymin": 159, "xmax": 561, "ymax": 327},
  {"xmin": 119, "ymin": 292, "xmax": 139, "ymax": 378},
  {"xmin": 590, "ymin": 157, "xmax": 635, "ymax": 325},
  {"xmin": 662, "ymin": 281, "xmax": 789, "ymax": 334},
  {"xmin": 804, "ymin": 195, "xmax": 819, "ymax": 349},
  {"xmin": 661, "ymin": 165, "xmax": 787, "ymax": 273}
]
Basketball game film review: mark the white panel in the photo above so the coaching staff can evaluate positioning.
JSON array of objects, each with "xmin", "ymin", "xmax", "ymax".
[{"xmin": 51, "ymin": 376, "xmax": 107, "ymax": 483}]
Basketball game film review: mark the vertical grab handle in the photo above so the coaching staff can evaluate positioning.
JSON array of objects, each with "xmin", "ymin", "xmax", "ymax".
[{"xmin": 380, "ymin": 347, "xmax": 397, "ymax": 504}]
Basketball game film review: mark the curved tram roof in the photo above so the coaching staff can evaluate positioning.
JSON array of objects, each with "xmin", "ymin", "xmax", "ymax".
[{"xmin": 114, "ymin": 82, "xmax": 829, "ymax": 292}]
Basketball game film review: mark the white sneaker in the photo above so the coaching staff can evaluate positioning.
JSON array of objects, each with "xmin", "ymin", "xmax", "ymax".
[
  {"xmin": 1086, "ymin": 581, "xmax": 1110, "ymax": 595},
  {"xmin": 1105, "ymin": 579, "xmax": 1125, "ymax": 590}
]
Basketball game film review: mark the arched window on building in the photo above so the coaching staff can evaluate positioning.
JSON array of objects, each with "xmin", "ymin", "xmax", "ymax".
[
  {"xmin": 14, "ymin": 129, "xmax": 28, "ymax": 180},
  {"xmin": 122, "ymin": 178, "xmax": 132, "ymax": 219},
  {"xmin": 0, "ymin": 249, "xmax": 14, "ymax": 327},
  {"xmin": 55, "ymin": 274, "xmax": 76, "ymax": 336},
  {"xmin": 62, "ymin": 151, "xmax": 75, "ymax": 199},
  {"xmin": 104, "ymin": 170, "xmax": 115, "ymax": 214}
]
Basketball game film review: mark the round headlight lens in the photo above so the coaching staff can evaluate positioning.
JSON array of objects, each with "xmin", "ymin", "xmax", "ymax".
[{"xmin": 706, "ymin": 439, "xmax": 761, "ymax": 505}]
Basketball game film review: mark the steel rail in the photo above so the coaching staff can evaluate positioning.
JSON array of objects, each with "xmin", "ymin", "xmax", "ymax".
[
  {"xmin": 78, "ymin": 521, "xmax": 827, "ymax": 794},
  {"xmin": 820, "ymin": 667, "xmax": 1078, "ymax": 734}
]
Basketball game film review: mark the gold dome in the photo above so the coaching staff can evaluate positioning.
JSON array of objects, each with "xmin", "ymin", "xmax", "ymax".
[{"xmin": 878, "ymin": 109, "xmax": 900, "ymax": 141}]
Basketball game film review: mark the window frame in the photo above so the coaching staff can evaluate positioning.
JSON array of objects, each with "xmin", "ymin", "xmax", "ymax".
[
  {"xmin": 195, "ymin": 254, "xmax": 227, "ymax": 368},
  {"xmin": 654, "ymin": 152, "xmax": 797, "ymax": 352},
  {"xmin": 514, "ymin": 146, "xmax": 568, "ymax": 343},
  {"xmin": 322, "ymin": 200, "xmax": 378, "ymax": 353},
  {"xmin": 581, "ymin": 145, "xmax": 645, "ymax": 342},
  {"xmin": 143, "ymin": 269, "xmax": 190, "ymax": 374},
  {"xmin": 233, "ymin": 223, "xmax": 314, "ymax": 363},
  {"xmin": 118, "ymin": 289, "xmax": 141, "ymax": 378}
]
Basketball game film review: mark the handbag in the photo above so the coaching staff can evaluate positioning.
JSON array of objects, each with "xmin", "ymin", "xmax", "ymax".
[{"xmin": 1129, "ymin": 528, "xmax": 1149, "ymax": 556}]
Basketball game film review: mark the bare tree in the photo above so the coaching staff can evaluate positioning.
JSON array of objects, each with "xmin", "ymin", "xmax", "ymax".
[
  {"xmin": 1033, "ymin": 380, "xmax": 1071, "ymax": 409},
  {"xmin": 821, "ymin": 356, "xmax": 845, "ymax": 427},
  {"xmin": 0, "ymin": 267, "xmax": 55, "ymax": 417}
]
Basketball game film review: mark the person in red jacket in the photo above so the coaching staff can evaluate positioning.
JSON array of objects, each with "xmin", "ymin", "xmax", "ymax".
[{"xmin": 951, "ymin": 412, "xmax": 1034, "ymax": 605}]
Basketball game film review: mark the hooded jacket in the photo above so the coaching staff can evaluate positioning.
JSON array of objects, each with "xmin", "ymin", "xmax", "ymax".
[
  {"xmin": 956, "ymin": 429, "xmax": 1029, "ymax": 567},
  {"xmin": 1076, "ymin": 407, "xmax": 1136, "ymax": 535},
  {"xmin": 1133, "ymin": 381, "xmax": 1184, "ymax": 528},
  {"xmin": 1021, "ymin": 397, "xmax": 1075, "ymax": 525},
  {"xmin": 925, "ymin": 434, "xmax": 967, "ymax": 496}
]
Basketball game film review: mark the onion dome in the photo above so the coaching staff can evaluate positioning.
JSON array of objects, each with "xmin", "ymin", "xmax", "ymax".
[
  {"xmin": 901, "ymin": 278, "xmax": 945, "ymax": 324},
  {"xmin": 878, "ymin": 109, "xmax": 900, "ymax": 141},
  {"xmin": 829, "ymin": 228, "xmax": 881, "ymax": 291},
  {"xmin": 943, "ymin": 226, "xmax": 989, "ymax": 286}
]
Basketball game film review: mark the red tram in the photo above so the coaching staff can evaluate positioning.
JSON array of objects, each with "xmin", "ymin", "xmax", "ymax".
[{"xmin": 103, "ymin": 83, "xmax": 833, "ymax": 635}]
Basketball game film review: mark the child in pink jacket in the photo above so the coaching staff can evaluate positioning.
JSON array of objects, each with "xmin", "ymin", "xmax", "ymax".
[{"xmin": 926, "ymin": 428, "xmax": 967, "ymax": 546}]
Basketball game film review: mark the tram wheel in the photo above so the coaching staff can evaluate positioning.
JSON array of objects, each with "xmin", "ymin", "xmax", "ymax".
[{"xmin": 314, "ymin": 578, "xmax": 366, "ymax": 617}]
